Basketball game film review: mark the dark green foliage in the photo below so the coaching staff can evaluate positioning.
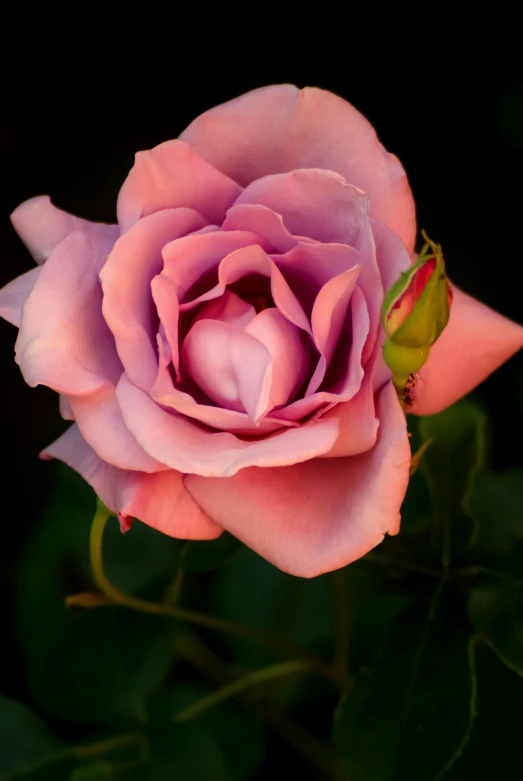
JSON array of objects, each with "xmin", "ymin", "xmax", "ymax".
[{"xmin": 2, "ymin": 396, "xmax": 523, "ymax": 779}]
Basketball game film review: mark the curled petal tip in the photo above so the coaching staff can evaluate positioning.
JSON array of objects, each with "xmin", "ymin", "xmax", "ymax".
[{"xmin": 118, "ymin": 513, "xmax": 133, "ymax": 534}]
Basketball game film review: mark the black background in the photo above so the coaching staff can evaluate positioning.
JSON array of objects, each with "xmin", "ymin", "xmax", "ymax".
[{"xmin": 1, "ymin": 62, "xmax": 522, "ymax": 696}]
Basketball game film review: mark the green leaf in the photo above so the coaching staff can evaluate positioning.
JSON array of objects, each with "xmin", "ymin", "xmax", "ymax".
[
  {"xmin": 18, "ymin": 463, "xmax": 180, "ymax": 724},
  {"xmin": 211, "ymin": 546, "xmax": 338, "ymax": 711},
  {"xmin": 27, "ymin": 608, "xmax": 178, "ymax": 724},
  {"xmin": 179, "ymin": 533, "xmax": 244, "ymax": 573},
  {"xmin": 0, "ymin": 695, "xmax": 68, "ymax": 778},
  {"xmin": 399, "ymin": 469, "xmax": 433, "ymax": 536},
  {"xmin": 214, "ymin": 546, "xmax": 332, "ymax": 667},
  {"xmin": 27, "ymin": 610, "xmax": 145, "ymax": 724},
  {"xmin": 468, "ymin": 575, "xmax": 523, "ymax": 676},
  {"xmin": 18, "ymin": 463, "xmax": 179, "ymax": 657},
  {"xmin": 419, "ymin": 398, "xmax": 486, "ymax": 567},
  {"xmin": 469, "ymin": 468, "xmax": 523, "ymax": 555},
  {"xmin": 443, "ymin": 640, "xmax": 523, "ymax": 779},
  {"xmin": 349, "ymin": 590, "xmax": 413, "ymax": 672},
  {"xmin": 333, "ymin": 583, "xmax": 474, "ymax": 781},
  {"xmin": 148, "ymin": 683, "xmax": 263, "ymax": 781}
]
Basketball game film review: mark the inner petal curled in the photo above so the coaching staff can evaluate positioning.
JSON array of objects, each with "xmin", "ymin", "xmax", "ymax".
[
  {"xmin": 182, "ymin": 319, "xmax": 272, "ymax": 421},
  {"xmin": 244, "ymin": 308, "xmax": 311, "ymax": 413}
]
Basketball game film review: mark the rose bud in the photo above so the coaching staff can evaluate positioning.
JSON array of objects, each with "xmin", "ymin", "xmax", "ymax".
[{"xmin": 382, "ymin": 234, "xmax": 453, "ymax": 397}]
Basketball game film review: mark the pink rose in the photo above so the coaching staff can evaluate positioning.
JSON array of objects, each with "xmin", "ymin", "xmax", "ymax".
[{"xmin": 1, "ymin": 85, "xmax": 522, "ymax": 577}]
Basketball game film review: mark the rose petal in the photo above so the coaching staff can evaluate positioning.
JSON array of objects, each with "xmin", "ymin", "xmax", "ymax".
[
  {"xmin": 59, "ymin": 395, "xmax": 74, "ymax": 421},
  {"xmin": 273, "ymin": 241, "xmax": 360, "ymax": 317},
  {"xmin": 0, "ymin": 267, "xmax": 41, "ymax": 327},
  {"xmin": 116, "ymin": 373, "xmax": 339, "ymax": 478},
  {"xmin": 42, "ymin": 424, "xmax": 221, "ymax": 539},
  {"xmin": 100, "ymin": 208, "xmax": 206, "ymax": 391},
  {"xmin": 244, "ymin": 308, "xmax": 311, "ymax": 412},
  {"xmin": 68, "ymin": 386, "xmax": 167, "ymax": 472},
  {"xmin": 185, "ymin": 381, "xmax": 410, "ymax": 577},
  {"xmin": 306, "ymin": 266, "xmax": 360, "ymax": 394},
  {"xmin": 180, "ymin": 244, "xmax": 311, "ymax": 336},
  {"xmin": 275, "ymin": 285, "xmax": 369, "ymax": 421},
  {"xmin": 413, "ymin": 287, "xmax": 523, "ymax": 415},
  {"xmin": 319, "ymin": 357, "xmax": 379, "ymax": 458},
  {"xmin": 152, "ymin": 332, "xmax": 295, "ymax": 435},
  {"xmin": 222, "ymin": 203, "xmax": 297, "ymax": 253},
  {"xmin": 162, "ymin": 229, "xmax": 267, "ymax": 304},
  {"xmin": 180, "ymin": 85, "xmax": 416, "ymax": 251},
  {"xmin": 372, "ymin": 217, "xmax": 412, "ymax": 295},
  {"xmin": 235, "ymin": 168, "xmax": 370, "ymax": 245},
  {"xmin": 193, "ymin": 290, "xmax": 256, "ymax": 328},
  {"xmin": 15, "ymin": 230, "xmax": 121, "ymax": 395},
  {"xmin": 11, "ymin": 195, "xmax": 119, "ymax": 264},
  {"xmin": 117, "ymin": 139, "xmax": 242, "ymax": 232},
  {"xmin": 182, "ymin": 319, "xmax": 273, "ymax": 420},
  {"xmin": 151, "ymin": 273, "xmax": 182, "ymax": 380}
]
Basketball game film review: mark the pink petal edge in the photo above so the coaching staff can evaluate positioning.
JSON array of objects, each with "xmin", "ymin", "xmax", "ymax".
[
  {"xmin": 185, "ymin": 381, "xmax": 410, "ymax": 577},
  {"xmin": 42, "ymin": 424, "xmax": 221, "ymax": 540}
]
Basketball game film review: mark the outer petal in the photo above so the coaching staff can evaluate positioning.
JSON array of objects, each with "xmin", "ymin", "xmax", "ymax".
[
  {"xmin": 11, "ymin": 195, "xmax": 119, "ymax": 264},
  {"xmin": 68, "ymin": 387, "xmax": 168, "ymax": 473},
  {"xmin": 0, "ymin": 267, "xmax": 41, "ymax": 326},
  {"xmin": 15, "ymin": 231, "xmax": 122, "ymax": 395},
  {"xmin": 42, "ymin": 424, "xmax": 221, "ymax": 539},
  {"xmin": 59, "ymin": 395, "xmax": 74, "ymax": 421},
  {"xmin": 222, "ymin": 204, "xmax": 297, "ymax": 253},
  {"xmin": 117, "ymin": 139, "xmax": 242, "ymax": 232},
  {"xmin": 413, "ymin": 287, "xmax": 523, "ymax": 415},
  {"xmin": 371, "ymin": 217, "xmax": 411, "ymax": 295},
  {"xmin": 116, "ymin": 373, "xmax": 339, "ymax": 478},
  {"xmin": 180, "ymin": 85, "xmax": 416, "ymax": 251},
  {"xmin": 234, "ymin": 168, "xmax": 370, "ymax": 245},
  {"xmin": 100, "ymin": 208, "xmax": 206, "ymax": 391},
  {"xmin": 185, "ymin": 381, "xmax": 410, "ymax": 577}
]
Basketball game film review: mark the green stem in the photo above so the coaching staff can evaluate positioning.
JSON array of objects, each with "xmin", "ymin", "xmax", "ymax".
[
  {"xmin": 89, "ymin": 502, "xmax": 311, "ymax": 658},
  {"xmin": 74, "ymin": 730, "xmax": 143, "ymax": 759},
  {"xmin": 162, "ymin": 567, "xmax": 185, "ymax": 606},
  {"xmin": 173, "ymin": 659, "xmax": 318, "ymax": 723},
  {"xmin": 328, "ymin": 569, "xmax": 351, "ymax": 683},
  {"xmin": 7, "ymin": 732, "xmax": 143, "ymax": 780}
]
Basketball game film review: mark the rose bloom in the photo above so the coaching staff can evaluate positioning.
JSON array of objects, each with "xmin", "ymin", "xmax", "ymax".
[{"xmin": 1, "ymin": 86, "xmax": 522, "ymax": 577}]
